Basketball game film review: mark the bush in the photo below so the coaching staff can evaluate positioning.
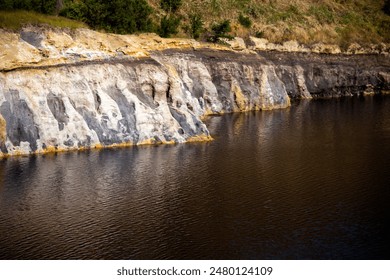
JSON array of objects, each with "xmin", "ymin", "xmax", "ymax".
[
  {"xmin": 254, "ymin": 30, "xmax": 264, "ymax": 38},
  {"xmin": 108, "ymin": 0, "xmax": 154, "ymax": 34},
  {"xmin": 238, "ymin": 13, "xmax": 252, "ymax": 28},
  {"xmin": 0, "ymin": 0, "xmax": 57, "ymax": 14},
  {"xmin": 160, "ymin": 0, "xmax": 182, "ymax": 13},
  {"xmin": 189, "ymin": 14, "xmax": 203, "ymax": 39},
  {"xmin": 158, "ymin": 15, "xmax": 180, "ymax": 38},
  {"xmin": 208, "ymin": 19, "xmax": 233, "ymax": 43},
  {"xmin": 59, "ymin": 1, "xmax": 87, "ymax": 21},
  {"xmin": 0, "ymin": 0, "xmax": 15, "ymax": 10},
  {"xmin": 60, "ymin": 0, "xmax": 154, "ymax": 34},
  {"xmin": 1, "ymin": 0, "xmax": 154, "ymax": 34}
]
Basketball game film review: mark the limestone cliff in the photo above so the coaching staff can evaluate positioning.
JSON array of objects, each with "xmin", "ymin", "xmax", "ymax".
[{"xmin": 0, "ymin": 28, "xmax": 389, "ymax": 157}]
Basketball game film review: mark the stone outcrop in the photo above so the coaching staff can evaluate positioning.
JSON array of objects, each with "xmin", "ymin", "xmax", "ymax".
[
  {"xmin": 0, "ymin": 28, "xmax": 389, "ymax": 157},
  {"xmin": 0, "ymin": 50, "xmax": 291, "ymax": 157},
  {"xmin": 258, "ymin": 51, "xmax": 390, "ymax": 98}
]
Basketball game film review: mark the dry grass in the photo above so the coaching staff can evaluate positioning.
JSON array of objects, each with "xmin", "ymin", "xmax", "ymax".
[{"xmin": 148, "ymin": 0, "xmax": 390, "ymax": 46}]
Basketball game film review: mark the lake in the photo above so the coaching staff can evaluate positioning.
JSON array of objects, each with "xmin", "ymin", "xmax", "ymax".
[{"xmin": 0, "ymin": 96, "xmax": 389, "ymax": 259}]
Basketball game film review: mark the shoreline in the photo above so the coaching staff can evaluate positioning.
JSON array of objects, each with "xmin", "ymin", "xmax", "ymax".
[{"xmin": 1, "ymin": 28, "xmax": 389, "ymax": 159}]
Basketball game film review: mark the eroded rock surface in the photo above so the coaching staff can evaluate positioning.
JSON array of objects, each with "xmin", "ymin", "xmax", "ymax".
[
  {"xmin": 0, "ymin": 28, "xmax": 389, "ymax": 157},
  {"xmin": 0, "ymin": 50, "xmax": 292, "ymax": 156}
]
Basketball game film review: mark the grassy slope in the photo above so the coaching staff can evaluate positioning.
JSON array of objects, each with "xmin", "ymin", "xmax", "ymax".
[
  {"xmin": 0, "ymin": 10, "xmax": 86, "ymax": 30},
  {"xmin": 0, "ymin": 1, "xmax": 389, "ymax": 47},
  {"xmin": 150, "ymin": 0, "xmax": 390, "ymax": 46}
]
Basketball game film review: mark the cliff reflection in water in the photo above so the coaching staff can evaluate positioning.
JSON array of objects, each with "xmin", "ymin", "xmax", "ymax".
[{"xmin": 0, "ymin": 96, "xmax": 389, "ymax": 259}]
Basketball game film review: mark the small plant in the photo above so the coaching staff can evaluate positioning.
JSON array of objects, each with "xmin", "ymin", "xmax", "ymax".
[
  {"xmin": 238, "ymin": 13, "xmax": 252, "ymax": 28},
  {"xmin": 189, "ymin": 14, "xmax": 203, "ymax": 39},
  {"xmin": 158, "ymin": 15, "xmax": 181, "ymax": 38},
  {"xmin": 208, "ymin": 19, "xmax": 233, "ymax": 43},
  {"xmin": 254, "ymin": 30, "xmax": 264, "ymax": 38}
]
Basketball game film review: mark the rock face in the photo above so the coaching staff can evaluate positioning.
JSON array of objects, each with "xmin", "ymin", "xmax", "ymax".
[
  {"xmin": 0, "ymin": 50, "xmax": 293, "ymax": 157},
  {"xmin": 259, "ymin": 51, "xmax": 390, "ymax": 98},
  {"xmin": 0, "ymin": 29, "xmax": 389, "ymax": 157}
]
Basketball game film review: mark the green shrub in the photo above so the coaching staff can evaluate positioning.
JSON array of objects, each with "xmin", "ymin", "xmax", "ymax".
[
  {"xmin": 0, "ymin": 0, "xmax": 14, "ymax": 10},
  {"xmin": 158, "ymin": 15, "xmax": 181, "ymax": 38},
  {"xmin": 1, "ymin": 0, "xmax": 154, "ymax": 34},
  {"xmin": 208, "ymin": 19, "xmax": 233, "ymax": 43},
  {"xmin": 59, "ymin": 1, "xmax": 88, "ymax": 22},
  {"xmin": 189, "ymin": 14, "xmax": 203, "ymax": 39},
  {"xmin": 60, "ymin": 0, "xmax": 154, "ymax": 34},
  {"xmin": 0, "ymin": 0, "xmax": 56, "ymax": 14},
  {"xmin": 238, "ymin": 13, "xmax": 252, "ymax": 28},
  {"xmin": 254, "ymin": 30, "xmax": 264, "ymax": 38},
  {"xmin": 109, "ymin": 0, "xmax": 154, "ymax": 34}
]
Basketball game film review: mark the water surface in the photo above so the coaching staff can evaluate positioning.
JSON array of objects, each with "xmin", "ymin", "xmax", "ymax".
[{"xmin": 0, "ymin": 96, "xmax": 389, "ymax": 259}]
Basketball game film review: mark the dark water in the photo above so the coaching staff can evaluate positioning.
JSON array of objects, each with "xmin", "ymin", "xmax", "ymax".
[{"xmin": 0, "ymin": 96, "xmax": 389, "ymax": 260}]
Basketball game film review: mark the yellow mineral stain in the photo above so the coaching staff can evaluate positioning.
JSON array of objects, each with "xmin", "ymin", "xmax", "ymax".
[
  {"xmin": 94, "ymin": 143, "xmax": 105, "ymax": 149},
  {"xmin": 232, "ymin": 83, "xmax": 248, "ymax": 111},
  {"xmin": 186, "ymin": 134, "xmax": 214, "ymax": 143},
  {"xmin": 137, "ymin": 138, "xmax": 158, "ymax": 146},
  {"xmin": 44, "ymin": 145, "xmax": 57, "ymax": 153},
  {"xmin": 0, "ymin": 134, "xmax": 215, "ymax": 158},
  {"xmin": 108, "ymin": 142, "xmax": 133, "ymax": 148},
  {"xmin": 0, "ymin": 114, "xmax": 6, "ymax": 145}
]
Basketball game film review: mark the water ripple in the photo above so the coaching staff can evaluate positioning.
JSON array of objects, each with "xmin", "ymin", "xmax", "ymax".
[{"xmin": 0, "ymin": 96, "xmax": 389, "ymax": 259}]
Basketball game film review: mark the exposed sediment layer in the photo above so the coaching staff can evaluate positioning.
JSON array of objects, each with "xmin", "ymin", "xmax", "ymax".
[
  {"xmin": 258, "ymin": 51, "xmax": 390, "ymax": 98},
  {"xmin": 0, "ymin": 28, "xmax": 389, "ymax": 157},
  {"xmin": 0, "ymin": 50, "xmax": 292, "ymax": 157}
]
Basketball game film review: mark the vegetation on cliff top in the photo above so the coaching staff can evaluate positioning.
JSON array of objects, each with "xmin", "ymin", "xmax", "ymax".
[
  {"xmin": 0, "ymin": 10, "xmax": 86, "ymax": 30},
  {"xmin": 0, "ymin": 0, "xmax": 389, "ymax": 47}
]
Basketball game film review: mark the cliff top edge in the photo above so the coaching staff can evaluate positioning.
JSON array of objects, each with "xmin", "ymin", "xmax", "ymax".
[{"xmin": 1, "ymin": 27, "xmax": 389, "ymax": 72}]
